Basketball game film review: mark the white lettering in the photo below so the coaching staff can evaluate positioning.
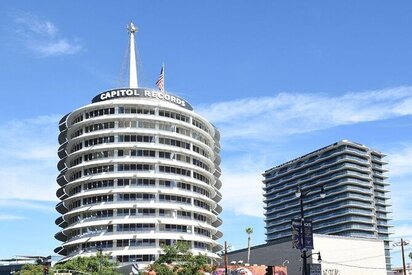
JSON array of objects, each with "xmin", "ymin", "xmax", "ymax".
[{"xmin": 98, "ymin": 89, "xmax": 189, "ymax": 109}]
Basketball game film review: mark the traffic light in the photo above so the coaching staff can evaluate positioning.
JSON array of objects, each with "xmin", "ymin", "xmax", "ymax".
[
  {"xmin": 265, "ymin": 265, "xmax": 273, "ymax": 275},
  {"xmin": 43, "ymin": 265, "xmax": 49, "ymax": 275}
]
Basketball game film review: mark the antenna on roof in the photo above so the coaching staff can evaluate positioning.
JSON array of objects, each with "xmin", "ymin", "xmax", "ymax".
[{"xmin": 127, "ymin": 22, "xmax": 138, "ymax": 88}]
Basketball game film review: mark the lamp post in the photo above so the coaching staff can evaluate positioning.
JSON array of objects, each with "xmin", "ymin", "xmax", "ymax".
[{"xmin": 295, "ymin": 185, "xmax": 326, "ymax": 275}]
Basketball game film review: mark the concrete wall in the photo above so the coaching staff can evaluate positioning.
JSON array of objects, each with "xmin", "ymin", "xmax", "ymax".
[
  {"xmin": 225, "ymin": 238, "xmax": 303, "ymax": 275},
  {"xmin": 225, "ymin": 235, "xmax": 387, "ymax": 275},
  {"xmin": 314, "ymin": 234, "xmax": 387, "ymax": 275}
]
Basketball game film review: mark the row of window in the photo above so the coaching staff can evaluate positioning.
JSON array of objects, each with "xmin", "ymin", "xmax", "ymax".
[
  {"xmin": 69, "ymin": 179, "xmax": 210, "ymax": 198},
  {"xmin": 71, "ymin": 164, "xmax": 211, "ymax": 185},
  {"xmin": 70, "ymin": 135, "xmax": 212, "ymax": 162},
  {"xmin": 69, "ymin": 208, "xmax": 209, "ymax": 224},
  {"xmin": 267, "ymin": 154, "xmax": 369, "ymax": 188},
  {"xmin": 266, "ymin": 160, "xmax": 370, "ymax": 194},
  {"xmin": 272, "ymin": 148, "xmax": 368, "ymax": 179},
  {"xmin": 72, "ymin": 118, "xmax": 212, "ymax": 148},
  {"xmin": 69, "ymin": 194, "xmax": 211, "ymax": 210},
  {"xmin": 72, "ymin": 149, "xmax": 211, "ymax": 173},
  {"xmin": 70, "ymin": 224, "xmax": 211, "ymax": 238},
  {"xmin": 71, "ymin": 107, "xmax": 211, "ymax": 136}
]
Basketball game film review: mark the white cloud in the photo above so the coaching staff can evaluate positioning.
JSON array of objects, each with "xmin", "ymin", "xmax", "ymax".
[
  {"xmin": 33, "ymin": 39, "xmax": 82, "ymax": 57},
  {"xmin": 199, "ymin": 86, "xmax": 412, "ymax": 217},
  {"xmin": 198, "ymin": 86, "xmax": 412, "ymax": 141},
  {"xmin": 13, "ymin": 12, "xmax": 82, "ymax": 57},
  {"xmin": 0, "ymin": 199, "xmax": 54, "ymax": 212},
  {"xmin": 388, "ymin": 145, "xmax": 412, "ymax": 177},
  {"xmin": 0, "ymin": 214, "xmax": 26, "ymax": 221},
  {"xmin": 220, "ymin": 172, "xmax": 265, "ymax": 217},
  {"xmin": 0, "ymin": 115, "xmax": 60, "ymax": 202},
  {"xmin": 392, "ymin": 224, "xmax": 412, "ymax": 239}
]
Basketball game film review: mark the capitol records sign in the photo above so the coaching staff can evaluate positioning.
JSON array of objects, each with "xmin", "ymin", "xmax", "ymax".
[{"xmin": 92, "ymin": 88, "xmax": 193, "ymax": 111}]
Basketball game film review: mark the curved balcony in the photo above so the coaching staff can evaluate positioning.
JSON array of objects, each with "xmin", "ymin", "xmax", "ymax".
[
  {"xmin": 57, "ymin": 157, "xmax": 67, "ymax": 171},
  {"xmin": 59, "ymin": 129, "xmax": 68, "ymax": 145},
  {"xmin": 55, "ymin": 231, "xmax": 68, "ymax": 242},
  {"xmin": 56, "ymin": 201, "xmax": 69, "ymax": 215},
  {"xmin": 212, "ymin": 217, "xmax": 223, "ymax": 227},
  {"xmin": 59, "ymin": 113, "xmax": 70, "ymax": 131},
  {"xmin": 56, "ymin": 187, "xmax": 68, "ymax": 200},
  {"xmin": 58, "ymin": 142, "xmax": 68, "ymax": 159},
  {"xmin": 57, "ymin": 173, "xmax": 68, "ymax": 187}
]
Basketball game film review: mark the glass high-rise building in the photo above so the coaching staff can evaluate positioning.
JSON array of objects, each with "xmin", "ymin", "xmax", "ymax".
[
  {"xmin": 263, "ymin": 140, "xmax": 392, "ymax": 269},
  {"xmin": 54, "ymin": 23, "xmax": 222, "ymax": 266}
]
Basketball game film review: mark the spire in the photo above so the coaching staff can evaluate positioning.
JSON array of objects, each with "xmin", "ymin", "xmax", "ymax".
[{"xmin": 127, "ymin": 22, "xmax": 138, "ymax": 88}]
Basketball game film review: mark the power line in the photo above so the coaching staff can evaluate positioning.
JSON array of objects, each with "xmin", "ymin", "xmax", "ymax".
[{"xmin": 322, "ymin": 260, "xmax": 388, "ymax": 270}]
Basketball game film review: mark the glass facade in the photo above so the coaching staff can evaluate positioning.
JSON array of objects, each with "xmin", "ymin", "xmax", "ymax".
[{"xmin": 263, "ymin": 140, "xmax": 392, "ymax": 270}]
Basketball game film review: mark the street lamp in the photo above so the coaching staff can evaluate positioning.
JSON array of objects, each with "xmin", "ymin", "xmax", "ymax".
[{"xmin": 295, "ymin": 185, "xmax": 326, "ymax": 275}]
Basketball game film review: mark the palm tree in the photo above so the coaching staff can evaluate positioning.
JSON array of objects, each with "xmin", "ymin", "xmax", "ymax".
[{"xmin": 245, "ymin": 227, "xmax": 253, "ymax": 264}]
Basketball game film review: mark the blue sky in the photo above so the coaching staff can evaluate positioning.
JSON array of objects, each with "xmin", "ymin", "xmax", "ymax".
[{"xmin": 0, "ymin": 0, "xmax": 411, "ymax": 267}]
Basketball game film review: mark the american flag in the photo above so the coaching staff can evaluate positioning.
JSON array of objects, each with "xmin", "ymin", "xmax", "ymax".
[{"xmin": 156, "ymin": 64, "xmax": 164, "ymax": 92}]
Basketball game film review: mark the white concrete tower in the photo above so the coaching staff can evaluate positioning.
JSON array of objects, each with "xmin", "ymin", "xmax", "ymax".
[{"xmin": 54, "ymin": 23, "xmax": 223, "ymax": 267}]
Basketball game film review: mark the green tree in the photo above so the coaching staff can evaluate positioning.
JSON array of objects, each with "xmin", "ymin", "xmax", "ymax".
[
  {"xmin": 245, "ymin": 227, "xmax": 253, "ymax": 264},
  {"xmin": 54, "ymin": 252, "xmax": 119, "ymax": 275},
  {"xmin": 147, "ymin": 242, "xmax": 212, "ymax": 275},
  {"xmin": 18, "ymin": 263, "xmax": 53, "ymax": 275}
]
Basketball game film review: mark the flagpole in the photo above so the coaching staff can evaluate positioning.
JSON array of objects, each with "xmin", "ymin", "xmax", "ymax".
[{"xmin": 162, "ymin": 63, "xmax": 165, "ymax": 92}]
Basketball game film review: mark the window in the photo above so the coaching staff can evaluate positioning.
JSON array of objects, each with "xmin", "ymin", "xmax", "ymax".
[
  {"xmin": 116, "ymin": 223, "xmax": 155, "ymax": 232},
  {"xmin": 117, "ymin": 164, "xmax": 154, "ymax": 172},
  {"xmin": 159, "ymin": 137, "xmax": 190, "ymax": 149},
  {"xmin": 117, "ymin": 193, "xmax": 155, "ymax": 201},
  {"xmin": 118, "ymin": 106, "xmax": 155, "ymax": 115},
  {"xmin": 85, "ymin": 108, "xmax": 115, "ymax": 119},
  {"xmin": 159, "ymin": 110, "xmax": 189, "ymax": 122},
  {"xmin": 84, "ymin": 165, "xmax": 114, "ymax": 176},
  {"xmin": 84, "ymin": 136, "xmax": 115, "ymax": 147},
  {"xmin": 131, "ymin": 149, "xmax": 155, "ymax": 157},
  {"xmin": 84, "ymin": 180, "xmax": 114, "ymax": 190},
  {"xmin": 118, "ymin": 135, "xmax": 154, "ymax": 143},
  {"xmin": 117, "ymin": 178, "xmax": 155, "ymax": 186},
  {"xmin": 159, "ymin": 165, "xmax": 191, "ymax": 177},
  {"xmin": 159, "ymin": 194, "xmax": 191, "ymax": 204}
]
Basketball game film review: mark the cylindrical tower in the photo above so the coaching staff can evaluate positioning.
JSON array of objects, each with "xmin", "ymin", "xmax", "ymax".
[{"xmin": 54, "ymin": 88, "xmax": 223, "ymax": 265}]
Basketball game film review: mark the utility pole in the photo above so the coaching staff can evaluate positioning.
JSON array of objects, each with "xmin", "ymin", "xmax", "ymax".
[
  {"xmin": 225, "ymin": 241, "xmax": 228, "ymax": 275},
  {"xmin": 394, "ymin": 239, "xmax": 410, "ymax": 275},
  {"xmin": 401, "ymin": 238, "xmax": 406, "ymax": 275},
  {"xmin": 299, "ymin": 194, "xmax": 307, "ymax": 275}
]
